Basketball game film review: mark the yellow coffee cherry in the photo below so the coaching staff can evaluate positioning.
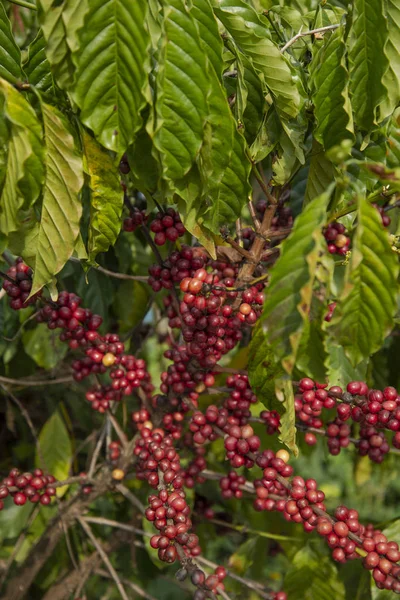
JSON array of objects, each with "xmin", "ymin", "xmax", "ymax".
[
  {"xmin": 102, "ymin": 352, "xmax": 116, "ymax": 367},
  {"xmin": 112, "ymin": 468, "xmax": 125, "ymax": 481},
  {"xmin": 276, "ymin": 449, "xmax": 290, "ymax": 463},
  {"xmin": 335, "ymin": 234, "xmax": 348, "ymax": 248}
]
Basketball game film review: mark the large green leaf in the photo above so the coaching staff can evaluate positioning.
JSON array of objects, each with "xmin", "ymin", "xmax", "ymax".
[
  {"xmin": 381, "ymin": 0, "xmax": 400, "ymax": 120},
  {"xmin": 23, "ymin": 30, "xmax": 56, "ymax": 96},
  {"xmin": 261, "ymin": 192, "xmax": 330, "ymax": 373},
  {"xmin": 310, "ymin": 25, "xmax": 354, "ymax": 151},
  {"xmin": 275, "ymin": 377, "xmax": 298, "ymax": 455},
  {"xmin": 153, "ymin": 0, "xmax": 210, "ymax": 180},
  {"xmin": 72, "ymin": 0, "xmax": 150, "ymax": 153},
  {"xmin": 284, "ymin": 545, "xmax": 345, "ymax": 600},
  {"xmin": 31, "ymin": 103, "xmax": 84, "ymax": 295},
  {"xmin": 0, "ymin": 3, "xmax": 22, "ymax": 83},
  {"xmin": 36, "ymin": 411, "xmax": 72, "ymax": 497},
  {"xmin": 348, "ymin": 0, "xmax": 389, "ymax": 131},
  {"xmin": 83, "ymin": 131, "xmax": 124, "ymax": 263},
  {"xmin": 192, "ymin": 0, "xmax": 251, "ymax": 230},
  {"xmin": 328, "ymin": 197, "xmax": 399, "ymax": 365},
  {"xmin": 212, "ymin": 0, "xmax": 304, "ymax": 120},
  {"xmin": 37, "ymin": 0, "xmax": 88, "ymax": 91},
  {"xmin": 324, "ymin": 339, "xmax": 368, "ymax": 388},
  {"xmin": 0, "ymin": 79, "xmax": 45, "ymax": 236}
]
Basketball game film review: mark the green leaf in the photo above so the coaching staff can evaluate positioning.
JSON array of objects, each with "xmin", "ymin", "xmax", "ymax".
[
  {"xmin": 213, "ymin": 0, "xmax": 304, "ymax": 120},
  {"xmin": 304, "ymin": 142, "xmax": 335, "ymax": 205},
  {"xmin": 191, "ymin": 0, "xmax": 251, "ymax": 231},
  {"xmin": 248, "ymin": 324, "xmax": 284, "ymax": 408},
  {"xmin": 0, "ymin": 502, "xmax": 33, "ymax": 543},
  {"xmin": 31, "ymin": 103, "xmax": 84, "ymax": 295},
  {"xmin": 37, "ymin": 0, "xmax": 88, "ymax": 91},
  {"xmin": 324, "ymin": 339, "xmax": 368, "ymax": 388},
  {"xmin": 153, "ymin": 0, "xmax": 210, "ymax": 180},
  {"xmin": 36, "ymin": 411, "xmax": 72, "ymax": 497},
  {"xmin": 348, "ymin": 0, "xmax": 389, "ymax": 131},
  {"xmin": 23, "ymin": 30, "xmax": 55, "ymax": 96},
  {"xmin": 261, "ymin": 192, "xmax": 330, "ymax": 374},
  {"xmin": 126, "ymin": 121, "xmax": 161, "ymax": 194},
  {"xmin": 328, "ymin": 197, "xmax": 399, "ymax": 365},
  {"xmin": 381, "ymin": 0, "xmax": 400, "ymax": 120},
  {"xmin": 284, "ymin": 544, "xmax": 345, "ymax": 600},
  {"xmin": 309, "ymin": 25, "xmax": 354, "ymax": 151},
  {"xmin": 0, "ymin": 3, "xmax": 22, "ymax": 83},
  {"xmin": 275, "ymin": 377, "xmax": 298, "ymax": 455},
  {"xmin": 296, "ymin": 320, "xmax": 327, "ymax": 381},
  {"xmin": 114, "ymin": 280, "xmax": 150, "ymax": 333},
  {"xmin": 22, "ymin": 323, "xmax": 68, "ymax": 370},
  {"xmin": 0, "ymin": 79, "xmax": 45, "ymax": 236},
  {"xmin": 82, "ymin": 131, "xmax": 124, "ymax": 263},
  {"xmin": 72, "ymin": 0, "xmax": 150, "ymax": 153}
]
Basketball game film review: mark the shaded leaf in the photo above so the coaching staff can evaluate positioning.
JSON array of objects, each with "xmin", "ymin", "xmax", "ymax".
[
  {"xmin": 23, "ymin": 30, "xmax": 55, "ymax": 95},
  {"xmin": 381, "ymin": 0, "xmax": 400, "ymax": 119},
  {"xmin": 348, "ymin": 0, "xmax": 388, "ymax": 130},
  {"xmin": 324, "ymin": 338, "xmax": 368, "ymax": 388},
  {"xmin": 114, "ymin": 280, "xmax": 150, "ymax": 333},
  {"xmin": 309, "ymin": 25, "xmax": 354, "ymax": 151},
  {"xmin": 31, "ymin": 103, "xmax": 84, "ymax": 295},
  {"xmin": 304, "ymin": 142, "xmax": 335, "ymax": 205},
  {"xmin": 82, "ymin": 131, "xmax": 124, "ymax": 263},
  {"xmin": 275, "ymin": 377, "xmax": 298, "ymax": 455},
  {"xmin": 22, "ymin": 323, "xmax": 68, "ymax": 369},
  {"xmin": 0, "ymin": 3, "xmax": 22, "ymax": 83}
]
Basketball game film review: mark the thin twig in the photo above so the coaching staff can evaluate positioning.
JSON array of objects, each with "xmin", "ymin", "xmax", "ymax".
[
  {"xmin": 115, "ymin": 483, "xmax": 145, "ymax": 513},
  {"xmin": 280, "ymin": 24, "xmax": 340, "ymax": 53},
  {"xmin": 248, "ymin": 201, "xmax": 261, "ymax": 231},
  {"xmin": 2, "ymin": 311, "xmax": 41, "ymax": 342},
  {"xmin": 87, "ymin": 426, "xmax": 107, "ymax": 479},
  {"xmin": 0, "ymin": 375, "xmax": 74, "ymax": 387},
  {"xmin": 82, "ymin": 516, "xmax": 149, "ymax": 536},
  {"xmin": 95, "ymin": 568, "xmax": 158, "ymax": 600},
  {"xmin": 107, "ymin": 413, "xmax": 128, "ymax": 448},
  {"xmin": 95, "ymin": 265, "xmax": 148, "ymax": 282},
  {"xmin": 77, "ymin": 518, "xmax": 129, "ymax": 600},
  {"xmin": 252, "ymin": 164, "xmax": 277, "ymax": 205}
]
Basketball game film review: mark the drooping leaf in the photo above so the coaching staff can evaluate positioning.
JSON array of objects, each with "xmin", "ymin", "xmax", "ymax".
[
  {"xmin": 36, "ymin": 411, "xmax": 72, "ymax": 497},
  {"xmin": 304, "ymin": 142, "xmax": 335, "ymax": 205},
  {"xmin": 213, "ymin": 0, "xmax": 304, "ymax": 120},
  {"xmin": 114, "ymin": 280, "xmax": 150, "ymax": 332},
  {"xmin": 0, "ymin": 79, "xmax": 45, "ymax": 236},
  {"xmin": 72, "ymin": 0, "xmax": 150, "ymax": 153},
  {"xmin": 275, "ymin": 377, "xmax": 298, "ymax": 455},
  {"xmin": 153, "ymin": 0, "xmax": 210, "ymax": 180},
  {"xmin": 261, "ymin": 191, "xmax": 331, "ymax": 373},
  {"xmin": 284, "ymin": 545, "xmax": 346, "ymax": 600},
  {"xmin": 82, "ymin": 131, "xmax": 124, "ymax": 263},
  {"xmin": 381, "ymin": 0, "xmax": 400, "ymax": 120},
  {"xmin": 23, "ymin": 30, "xmax": 56, "ymax": 96},
  {"xmin": 37, "ymin": 0, "xmax": 89, "ymax": 91},
  {"xmin": 0, "ymin": 3, "xmax": 22, "ymax": 83},
  {"xmin": 348, "ymin": 0, "xmax": 389, "ymax": 131},
  {"xmin": 309, "ymin": 25, "xmax": 354, "ymax": 151},
  {"xmin": 328, "ymin": 197, "xmax": 399, "ymax": 365},
  {"xmin": 31, "ymin": 103, "xmax": 84, "ymax": 295},
  {"xmin": 248, "ymin": 324, "xmax": 285, "ymax": 408}
]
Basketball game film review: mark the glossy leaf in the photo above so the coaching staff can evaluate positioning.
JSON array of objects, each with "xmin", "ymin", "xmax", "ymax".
[
  {"xmin": 0, "ymin": 79, "xmax": 45, "ymax": 236},
  {"xmin": 37, "ymin": 0, "xmax": 88, "ymax": 91},
  {"xmin": 72, "ymin": 0, "xmax": 150, "ymax": 153},
  {"xmin": 83, "ymin": 131, "xmax": 124, "ymax": 263},
  {"xmin": 304, "ymin": 143, "xmax": 335, "ymax": 205},
  {"xmin": 153, "ymin": 0, "xmax": 209, "ymax": 180},
  {"xmin": 261, "ymin": 192, "xmax": 330, "ymax": 373},
  {"xmin": 31, "ymin": 103, "xmax": 84, "ymax": 295},
  {"xmin": 310, "ymin": 25, "xmax": 354, "ymax": 151},
  {"xmin": 0, "ymin": 3, "xmax": 22, "ymax": 83},
  {"xmin": 348, "ymin": 0, "xmax": 388, "ymax": 131},
  {"xmin": 36, "ymin": 411, "xmax": 72, "ymax": 497},
  {"xmin": 328, "ymin": 197, "xmax": 399, "ymax": 365},
  {"xmin": 213, "ymin": 0, "xmax": 304, "ymax": 120}
]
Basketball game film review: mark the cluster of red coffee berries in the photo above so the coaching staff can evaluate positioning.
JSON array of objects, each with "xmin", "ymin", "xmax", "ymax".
[
  {"xmin": 150, "ymin": 209, "xmax": 185, "ymax": 245},
  {"xmin": 324, "ymin": 222, "xmax": 350, "ymax": 255},
  {"xmin": 373, "ymin": 203, "xmax": 391, "ymax": 227},
  {"xmin": 123, "ymin": 206, "xmax": 147, "ymax": 232},
  {"xmin": 1, "ymin": 258, "xmax": 41, "ymax": 310},
  {"xmin": 0, "ymin": 468, "xmax": 56, "ymax": 509}
]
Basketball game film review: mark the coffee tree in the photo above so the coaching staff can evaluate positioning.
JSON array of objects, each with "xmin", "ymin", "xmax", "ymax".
[{"xmin": 0, "ymin": 0, "xmax": 400, "ymax": 598}]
